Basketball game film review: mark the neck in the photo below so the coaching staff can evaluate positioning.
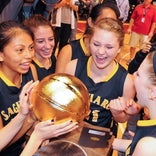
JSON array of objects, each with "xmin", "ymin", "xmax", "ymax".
[
  {"xmin": 0, "ymin": 65, "xmax": 22, "ymax": 87},
  {"xmin": 35, "ymin": 54, "xmax": 51, "ymax": 69}
]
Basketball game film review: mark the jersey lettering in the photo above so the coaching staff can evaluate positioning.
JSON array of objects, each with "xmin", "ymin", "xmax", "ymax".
[
  {"xmin": 89, "ymin": 93, "xmax": 110, "ymax": 110},
  {"xmin": 1, "ymin": 101, "xmax": 20, "ymax": 121}
]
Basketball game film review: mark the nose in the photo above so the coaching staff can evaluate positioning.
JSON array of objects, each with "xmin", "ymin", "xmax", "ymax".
[
  {"xmin": 98, "ymin": 46, "xmax": 106, "ymax": 55},
  {"xmin": 45, "ymin": 41, "xmax": 52, "ymax": 49}
]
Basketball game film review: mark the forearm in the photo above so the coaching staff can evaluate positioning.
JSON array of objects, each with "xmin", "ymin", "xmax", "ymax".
[
  {"xmin": 20, "ymin": 133, "xmax": 42, "ymax": 156},
  {"xmin": 128, "ymin": 19, "xmax": 134, "ymax": 29},
  {"xmin": 55, "ymin": 1, "xmax": 65, "ymax": 9},
  {"xmin": 69, "ymin": 4, "xmax": 78, "ymax": 11},
  {"xmin": 112, "ymin": 138, "xmax": 132, "ymax": 152},
  {"xmin": 148, "ymin": 22, "xmax": 156, "ymax": 39},
  {"xmin": 0, "ymin": 113, "xmax": 26, "ymax": 150},
  {"xmin": 8, "ymin": 114, "xmax": 35, "ymax": 146}
]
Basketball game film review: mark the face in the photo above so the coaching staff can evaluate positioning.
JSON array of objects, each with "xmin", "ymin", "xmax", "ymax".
[
  {"xmin": 134, "ymin": 58, "xmax": 151, "ymax": 107},
  {"xmin": 90, "ymin": 27, "xmax": 120, "ymax": 70},
  {"xmin": 0, "ymin": 31, "xmax": 34, "ymax": 74},
  {"xmin": 88, "ymin": 8, "xmax": 117, "ymax": 28},
  {"xmin": 34, "ymin": 26, "xmax": 55, "ymax": 59},
  {"xmin": 95, "ymin": 8, "xmax": 117, "ymax": 23}
]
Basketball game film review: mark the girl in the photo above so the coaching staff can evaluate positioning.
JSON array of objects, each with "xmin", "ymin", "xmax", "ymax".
[
  {"xmin": 55, "ymin": 2, "xmax": 120, "ymax": 73},
  {"xmin": 64, "ymin": 18, "xmax": 139, "ymax": 137},
  {"xmin": 112, "ymin": 51, "xmax": 156, "ymax": 155},
  {"xmin": 24, "ymin": 14, "xmax": 56, "ymax": 80},
  {"xmin": 0, "ymin": 20, "xmax": 77, "ymax": 156}
]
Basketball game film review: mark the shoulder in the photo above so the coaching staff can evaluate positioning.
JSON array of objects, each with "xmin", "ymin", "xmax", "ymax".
[
  {"xmin": 64, "ymin": 59, "xmax": 78, "ymax": 75},
  {"xmin": 133, "ymin": 137, "xmax": 156, "ymax": 156},
  {"xmin": 58, "ymin": 44, "xmax": 72, "ymax": 58}
]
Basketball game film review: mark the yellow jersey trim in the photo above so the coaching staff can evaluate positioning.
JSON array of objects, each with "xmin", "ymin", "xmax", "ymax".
[
  {"xmin": 80, "ymin": 36, "xmax": 90, "ymax": 56},
  {"xmin": 33, "ymin": 57, "xmax": 52, "ymax": 68},
  {"xmin": 87, "ymin": 57, "xmax": 119, "ymax": 82},
  {"xmin": 137, "ymin": 119, "xmax": 156, "ymax": 127},
  {"xmin": 33, "ymin": 57, "xmax": 44, "ymax": 68},
  {"xmin": 0, "ymin": 71, "xmax": 21, "ymax": 87}
]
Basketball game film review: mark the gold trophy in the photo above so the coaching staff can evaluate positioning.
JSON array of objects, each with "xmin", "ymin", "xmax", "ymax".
[{"xmin": 31, "ymin": 73, "xmax": 90, "ymax": 123}]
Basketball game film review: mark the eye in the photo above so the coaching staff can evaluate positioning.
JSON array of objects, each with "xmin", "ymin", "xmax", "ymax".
[
  {"xmin": 16, "ymin": 48, "xmax": 24, "ymax": 53},
  {"xmin": 106, "ymin": 46, "xmax": 113, "ymax": 49},
  {"xmin": 36, "ymin": 40, "xmax": 44, "ymax": 44},
  {"xmin": 49, "ymin": 37, "xmax": 54, "ymax": 42},
  {"xmin": 93, "ymin": 42, "xmax": 100, "ymax": 47},
  {"xmin": 28, "ymin": 45, "xmax": 34, "ymax": 51}
]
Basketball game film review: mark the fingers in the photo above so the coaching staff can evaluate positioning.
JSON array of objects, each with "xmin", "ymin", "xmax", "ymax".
[
  {"xmin": 19, "ymin": 80, "xmax": 33, "ymax": 100},
  {"xmin": 53, "ymin": 120, "xmax": 78, "ymax": 136},
  {"xmin": 35, "ymin": 119, "xmax": 78, "ymax": 140},
  {"xmin": 19, "ymin": 80, "xmax": 39, "ymax": 116},
  {"xmin": 26, "ymin": 80, "xmax": 39, "ymax": 95}
]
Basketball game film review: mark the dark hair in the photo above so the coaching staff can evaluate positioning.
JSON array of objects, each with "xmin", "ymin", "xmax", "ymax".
[
  {"xmin": 33, "ymin": 140, "xmax": 87, "ymax": 156},
  {"xmin": 0, "ymin": 20, "xmax": 34, "ymax": 52},
  {"xmin": 23, "ymin": 14, "xmax": 53, "ymax": 34},
  {"xmin": 84, "ymin": 2, "xmax": 120, "ymax": 34},
  {"xmin": 89, "ymin": 2, "xmax": 120, "ymax": 22}
]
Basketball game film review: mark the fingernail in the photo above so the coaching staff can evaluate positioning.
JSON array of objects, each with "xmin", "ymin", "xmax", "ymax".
[{"xmin": 25, "ymin": 93, "xmax": 27, "ymax": 96}]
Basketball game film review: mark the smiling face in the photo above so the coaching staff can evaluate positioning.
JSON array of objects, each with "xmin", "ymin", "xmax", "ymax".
[
  {"xmin": 34, "ymin": 26, "xmax": 55, "ymax": 60},
  {"xmin": 0, "ymin": 29, "xmax": 34, "ymax": 75},
  {"xmin": 88, "ymin": 18, "xmax": 124, "ymax": 70},
  {"xmin": 90, "ymin": 27, "xmax": 120, "ymax": 69}
]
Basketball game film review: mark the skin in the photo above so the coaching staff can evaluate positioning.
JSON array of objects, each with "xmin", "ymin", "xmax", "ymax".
[
  {"xmin": 33, "ymin": 26, "xmax": 55, "ymax": 69},
  {"xmin": 0, "ymin": 30, "xmax": 34, "ymax": 87},
  {"xmin": 65, "ymin": 26, "xmax": 136, "ymax": 123},
  {"xmin": 55, "ymin": 8, "xmax": 118, "ymax": 73},
  {"xmin": 0, "ymin": 81, "xmax": 38, "ymax": 151},
  {"xmin": 113, "ymin": 54, "xmax": 156, "ymax": 153},
  {"xmin": 132, "ymin": 137, "xmax": 156, "ymax": 156},
  {"xmin": 0, "ymin": 30, "xmax": 35, "ymax": 146},
  {"xmin": 0, "ymin": 27, "xmax": 78, "ymax": 153},
  {"xmin": 134, "ymin": 57, "xmax": 156, "ymax": 119},
  {"xmin": 20, "ymin": 120, "xmax": 78, "ymax": 156}
]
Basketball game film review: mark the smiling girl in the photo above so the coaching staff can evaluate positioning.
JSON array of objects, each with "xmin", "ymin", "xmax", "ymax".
[
  {"xmin": 24, "ymin": 14, "xmax": 56, "ymax": 81},
  {"xmin": 64, "ymin": 18, "xmax": 139, "ymax": 137}
]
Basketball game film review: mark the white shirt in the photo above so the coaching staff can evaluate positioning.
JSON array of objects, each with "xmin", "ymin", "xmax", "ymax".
[{"xmin": 116, "ymin": 0, "xmax": 130, "ymax": 22}]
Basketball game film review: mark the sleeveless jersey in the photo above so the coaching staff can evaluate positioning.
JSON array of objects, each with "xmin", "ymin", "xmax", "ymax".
[
  {"xmin": 75, "ymin": 57, "xmax": 127, "ymax": 136},
  {"xmin": 126, "ymin": 119, "xmax": 156, "ymax": 156},
  {"xmin": 32, "ymin": 54, "xmax": 56, "ymax": 81},
  {"xmin": 70, "ymin": 36, "xmax": 90, "ymax": 60},
  {"xmin": 0, "ymin": 69, "xmax": 35, "ymax": 156}
]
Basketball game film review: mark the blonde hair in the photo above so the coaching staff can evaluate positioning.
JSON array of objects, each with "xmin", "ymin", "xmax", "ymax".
[{"xmin": 88, "ymin": 18, "xmax": 124, "ymax": 47}]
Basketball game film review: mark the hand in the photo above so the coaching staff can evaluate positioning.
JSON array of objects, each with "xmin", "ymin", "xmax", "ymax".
[
  {"xmin": 109, "ymin": 97, "xmax": 127, "ymax": 114},
  {"xmin": 110, "ymin": 97, "xmax": 140, "ymax": 116},
  {"xmin": 19, "ymin": 80, "xmax": 39, "ymax": 116},
  {"xmin": 31, "ymin": 119, "xmax": 78, "ymax": 142},
  {"xmin": 124, "ymin": 99, "xmax": 141, "ymax": 115},
  {"xmin": 142, "ymin": 41, "xmax": 152, "ymax": 53},
  {"xmin": 127, "ymin": 28, "xmax": 132, "ymax": 34}
]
